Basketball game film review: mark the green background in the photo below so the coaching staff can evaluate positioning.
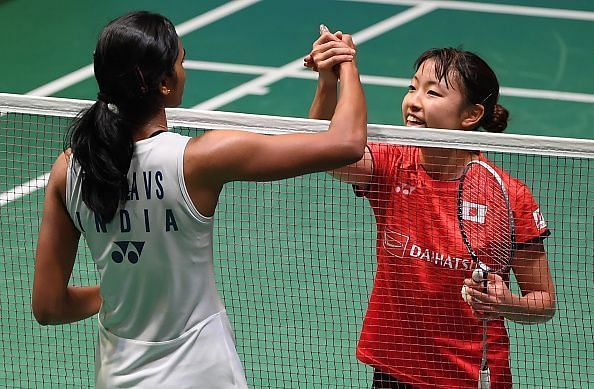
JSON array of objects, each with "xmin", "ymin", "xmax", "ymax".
[{"xmin": 1, "ymin": 1, "xmax": 593, "ymax": 388}]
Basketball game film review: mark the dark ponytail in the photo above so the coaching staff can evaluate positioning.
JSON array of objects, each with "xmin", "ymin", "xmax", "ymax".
[
  {"xmin": 414, "ymin": 48, "xmax": 509, "ymax": 133},
  {"xmin": 68, "ymin": 11, "xmax": 179, "ymax": 221},
  {"xmin": 482, "ymin": 103, "xmax": 509, "ymax": 133},
  {"xmin": 69, "ymin": 100, "xmax": 134, "ymax": 221}
]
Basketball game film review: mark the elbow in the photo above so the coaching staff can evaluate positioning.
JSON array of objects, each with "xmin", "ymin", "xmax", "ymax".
[
  {"xmin": 32, "ymin": 297, "xmax": 60, "ymax": 326},
  {"xmin": 532, "ymin": 306, "xmax": 555, "ymax": 324},
  {"xmin": 32, "ymin": 304, "xmax": 52, "ymax": 326},
  {"xmin": 347, "ymin": 142, "xmax": 367, "ymax": 164},
  {"xmin": 341, "ymin": 142, "xmax": 366, "ymax": 165},
  {"xmin": 545, "ymin": 308, "xmax": 556, "ymax": 321},
  {"xmin": 342, "ymin": 131, "xmax": 367, "ymax": 164},
  {"xmin": 540, "ymin": 291, "xmax": 557, "ymax": 322},
  {"xmin": 330, "ymin": 143, "xmax": 365, "ymax": 167},
  {"xmin": 530, "ymin": 299, "xmax": 556, "ymax": 324},
  {"xmin": 542, "ymin": 300, "xmax": 556, "ymax": 322},
  {"xmin": 327, "ymin": 113, "xmax": 367, "ymax": 164}
]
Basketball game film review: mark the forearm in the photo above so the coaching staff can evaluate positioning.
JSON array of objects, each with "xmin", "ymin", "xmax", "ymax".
[
  {"xmin": 309, "ymin": 75, "xmax": 338, "ymax": 120},
  {"xmin": 36, "ymin": 285, "xmax": 101, "ymax": 325},
  {"xmin": 328, "ymin": 63, "xmax": 367, "ymax": 150},
  {"xmin": 503, "ymin": 244, "xmax": 556, "ymax": 323},
  {"xmin": 501, "ymin": 291, "xmax": 555, "ymax": 324}
]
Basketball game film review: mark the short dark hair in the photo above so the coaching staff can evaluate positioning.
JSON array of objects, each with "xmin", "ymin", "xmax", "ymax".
[{"xmin": 414, "ymin": 48, "xmax": 509, "ymax": 133}]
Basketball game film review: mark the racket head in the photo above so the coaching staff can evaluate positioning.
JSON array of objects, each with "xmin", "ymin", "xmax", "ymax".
[{"xmin": 457, "ymin": 160, "xmax": 516, "ymax": 274}]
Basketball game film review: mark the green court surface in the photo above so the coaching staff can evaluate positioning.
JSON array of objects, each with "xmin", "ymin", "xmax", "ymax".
[{"xmin": 1, "ymin": 1, "xmax": 593, "ymax": 388}]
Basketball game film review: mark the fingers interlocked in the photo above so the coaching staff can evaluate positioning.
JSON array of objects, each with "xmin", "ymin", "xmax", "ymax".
[{"xmin": 304, "ymin": 24, "xmax": 356, "ymax": 73}]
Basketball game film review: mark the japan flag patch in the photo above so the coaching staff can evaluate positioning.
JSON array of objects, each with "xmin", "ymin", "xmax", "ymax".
[
  {"xmin": 532, "ymin": 208, "xmax": 547, "ymax": 230},
  {"xmin": 461, "ymin": 201, "xmax": 487, "ymax": 224}
]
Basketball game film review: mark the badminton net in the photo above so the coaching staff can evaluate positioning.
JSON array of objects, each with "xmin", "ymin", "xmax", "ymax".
[{"xmin": 0, "ymin": 93, "xmax": 593, "ymax": 388}]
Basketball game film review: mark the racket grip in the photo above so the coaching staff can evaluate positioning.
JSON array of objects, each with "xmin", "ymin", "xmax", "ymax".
[{"xmin": 478, "ymin": 367, "xmax": 491, "ymax": 389}]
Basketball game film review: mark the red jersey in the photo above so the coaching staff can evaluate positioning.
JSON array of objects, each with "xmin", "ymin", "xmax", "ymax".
[{"xmin": 356, "ymin": 144, "xmax": 550, "ymax": 388}]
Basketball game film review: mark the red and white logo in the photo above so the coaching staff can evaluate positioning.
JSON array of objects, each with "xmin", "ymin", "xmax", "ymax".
[
  {"xmin": 532, "ymin": 208, "xmax": 547, "ymax": 230},
  {"xmin": 461, "ymin": 201, "xmax": 487, "ymax": 224},
  {"xmin": 395, "ymin": 183, "xmax": 416, "ymax": 196},
  {"xmin": 384, "ymin": 229, "xmax": 410, "ymax": 258}
]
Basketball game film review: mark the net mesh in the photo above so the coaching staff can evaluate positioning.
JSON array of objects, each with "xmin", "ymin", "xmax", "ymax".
[
  {"xmin": 458, "ymin": 162, "xmax": 515, "ymax": 272},
  {"xmin": 1, "ymin": 93, "xmax": 593, "ymax": 388}
]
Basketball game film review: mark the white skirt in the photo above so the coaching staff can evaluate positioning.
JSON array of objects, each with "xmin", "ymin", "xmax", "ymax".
[{"xmin": 95, "ymin": 311, "xmax": 248, "ymax": 388}]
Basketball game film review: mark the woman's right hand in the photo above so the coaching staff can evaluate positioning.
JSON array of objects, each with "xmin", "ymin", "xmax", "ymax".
[{"xmin": 303, "ymin": 25, "xmax": 357, "ymax": 82}]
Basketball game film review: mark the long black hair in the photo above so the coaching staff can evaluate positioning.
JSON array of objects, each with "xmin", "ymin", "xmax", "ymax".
[
  {"xmin": 68, "ymin": 11, "xmax": 179, "ymax": 222},
  {"xmin": 414, "ymin": 48, "xmax": 509, "ymax": 133}
]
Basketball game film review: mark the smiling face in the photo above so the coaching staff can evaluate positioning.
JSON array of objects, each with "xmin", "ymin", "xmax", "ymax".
[{"xmin": 402, "ymin": 59, "xmax": 482, "ymax": 131}]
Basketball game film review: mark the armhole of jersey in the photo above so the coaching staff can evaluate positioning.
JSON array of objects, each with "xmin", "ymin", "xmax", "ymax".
[
  {"xmin": 178, "ymin": 138, "xmax": 213, "ymax": 224},
  {"xmin": 65, "ymin": 155, "xmax": 74, "ymax": 216},
  {"xmin": 64, "ymin": 155, "xmax": 84, "ymax": 234},
  {"xmin": 516, "ymin": 231, "xmax": 551, "ymax": 250}
]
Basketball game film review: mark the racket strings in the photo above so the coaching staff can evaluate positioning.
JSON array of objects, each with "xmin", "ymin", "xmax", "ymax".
[{"xmin": 460, "ymin": 165, "xmax": 513, "ymax": 272}]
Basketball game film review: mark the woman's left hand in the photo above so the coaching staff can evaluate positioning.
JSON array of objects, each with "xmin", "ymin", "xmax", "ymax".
[{"xmin": 462, "ymin": 271, "xmax": 515, "ymax": 320}]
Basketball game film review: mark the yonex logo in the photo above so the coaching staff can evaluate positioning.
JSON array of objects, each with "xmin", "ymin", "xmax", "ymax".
[
  {"xmin": 395, "ymin": 183, "xmax": 416, "ymax": 196},
  {"xmin": 111, "ymin": 241, "xmax": 145, "ymax": 264}
]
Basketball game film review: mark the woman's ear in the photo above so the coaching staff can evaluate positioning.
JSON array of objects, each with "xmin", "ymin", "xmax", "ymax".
[
  {"xmin": 461, "ymin": 104, "xmax": 485, "ymax": 130},
  {"xmin": 160, "ymin": 77, "xmax": 172, "ymax": 96},
  {"xmin": 160, "ymin": 85, "xmax": 171, "ymax": 96}
]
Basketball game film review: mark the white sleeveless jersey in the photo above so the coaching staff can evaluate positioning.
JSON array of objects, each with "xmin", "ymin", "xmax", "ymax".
[{"xmin": 66, "ymin": 131, "xmax": 247, "ymax": 388}]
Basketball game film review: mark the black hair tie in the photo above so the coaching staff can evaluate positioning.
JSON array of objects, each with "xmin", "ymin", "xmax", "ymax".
[{"xmin": 97, "ymin": 92, "xmax": 119, "ymax": 114}]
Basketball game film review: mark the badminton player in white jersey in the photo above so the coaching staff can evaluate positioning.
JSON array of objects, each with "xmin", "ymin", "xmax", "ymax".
[{"xmin": 32, "ymin": 12, "xmax": 364, "ymax": 388}]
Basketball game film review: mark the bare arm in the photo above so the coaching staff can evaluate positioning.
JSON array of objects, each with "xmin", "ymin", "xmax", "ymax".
[
  {"xmin": 190, "ymin": 60, "xmax": 365, "ymax": 179},
  {"xmin": 309, "ymin": 74, "xmax": 338, "ymax": 121},
  {"xmin": 184, "ymin": 46, "xmax": 367, "ymax": 218},
  {"xmin": 505, "ymin": 242, "xmax": 556, "ymax": 322},
  {"xmin": 465, "ymin": 241, "xmax": 556, "ymax": 324},
  {"xmin": 32, "ymin": 152, "xmax": 101, "ymax": 325},
  {"xmin": 306, "ymin": 29, "xmax": 373, "ymax": 186}
]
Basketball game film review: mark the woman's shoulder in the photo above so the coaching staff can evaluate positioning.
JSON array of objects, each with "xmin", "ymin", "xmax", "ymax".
[
  {"xmin": 478, "ymin": 155, "xmax": 534, "ymax": 200},
  {"xmin": 369, "ymin": 143, "xmax": 417, "ymax": 171},
  {"xmin": 368, "ymin": 143, "xmax": 414, "ymax": 158},
  {"xmin": 46, "ymin": 151, "xmax": 72, "ymax": 204},
  {"xmin": 52, "ymin": 151, "xmax": 71, "ymax": 177}
]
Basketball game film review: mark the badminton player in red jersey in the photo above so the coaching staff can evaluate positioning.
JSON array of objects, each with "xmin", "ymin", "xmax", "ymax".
[{"xmin": 305, "ymin": 30, "xmax": 556, "ymax": 388}]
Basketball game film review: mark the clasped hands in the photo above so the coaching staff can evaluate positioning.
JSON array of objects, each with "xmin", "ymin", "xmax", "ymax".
[{"xmin": 303, "ymin": 24, "xmax": 357, "ymax": 78}]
